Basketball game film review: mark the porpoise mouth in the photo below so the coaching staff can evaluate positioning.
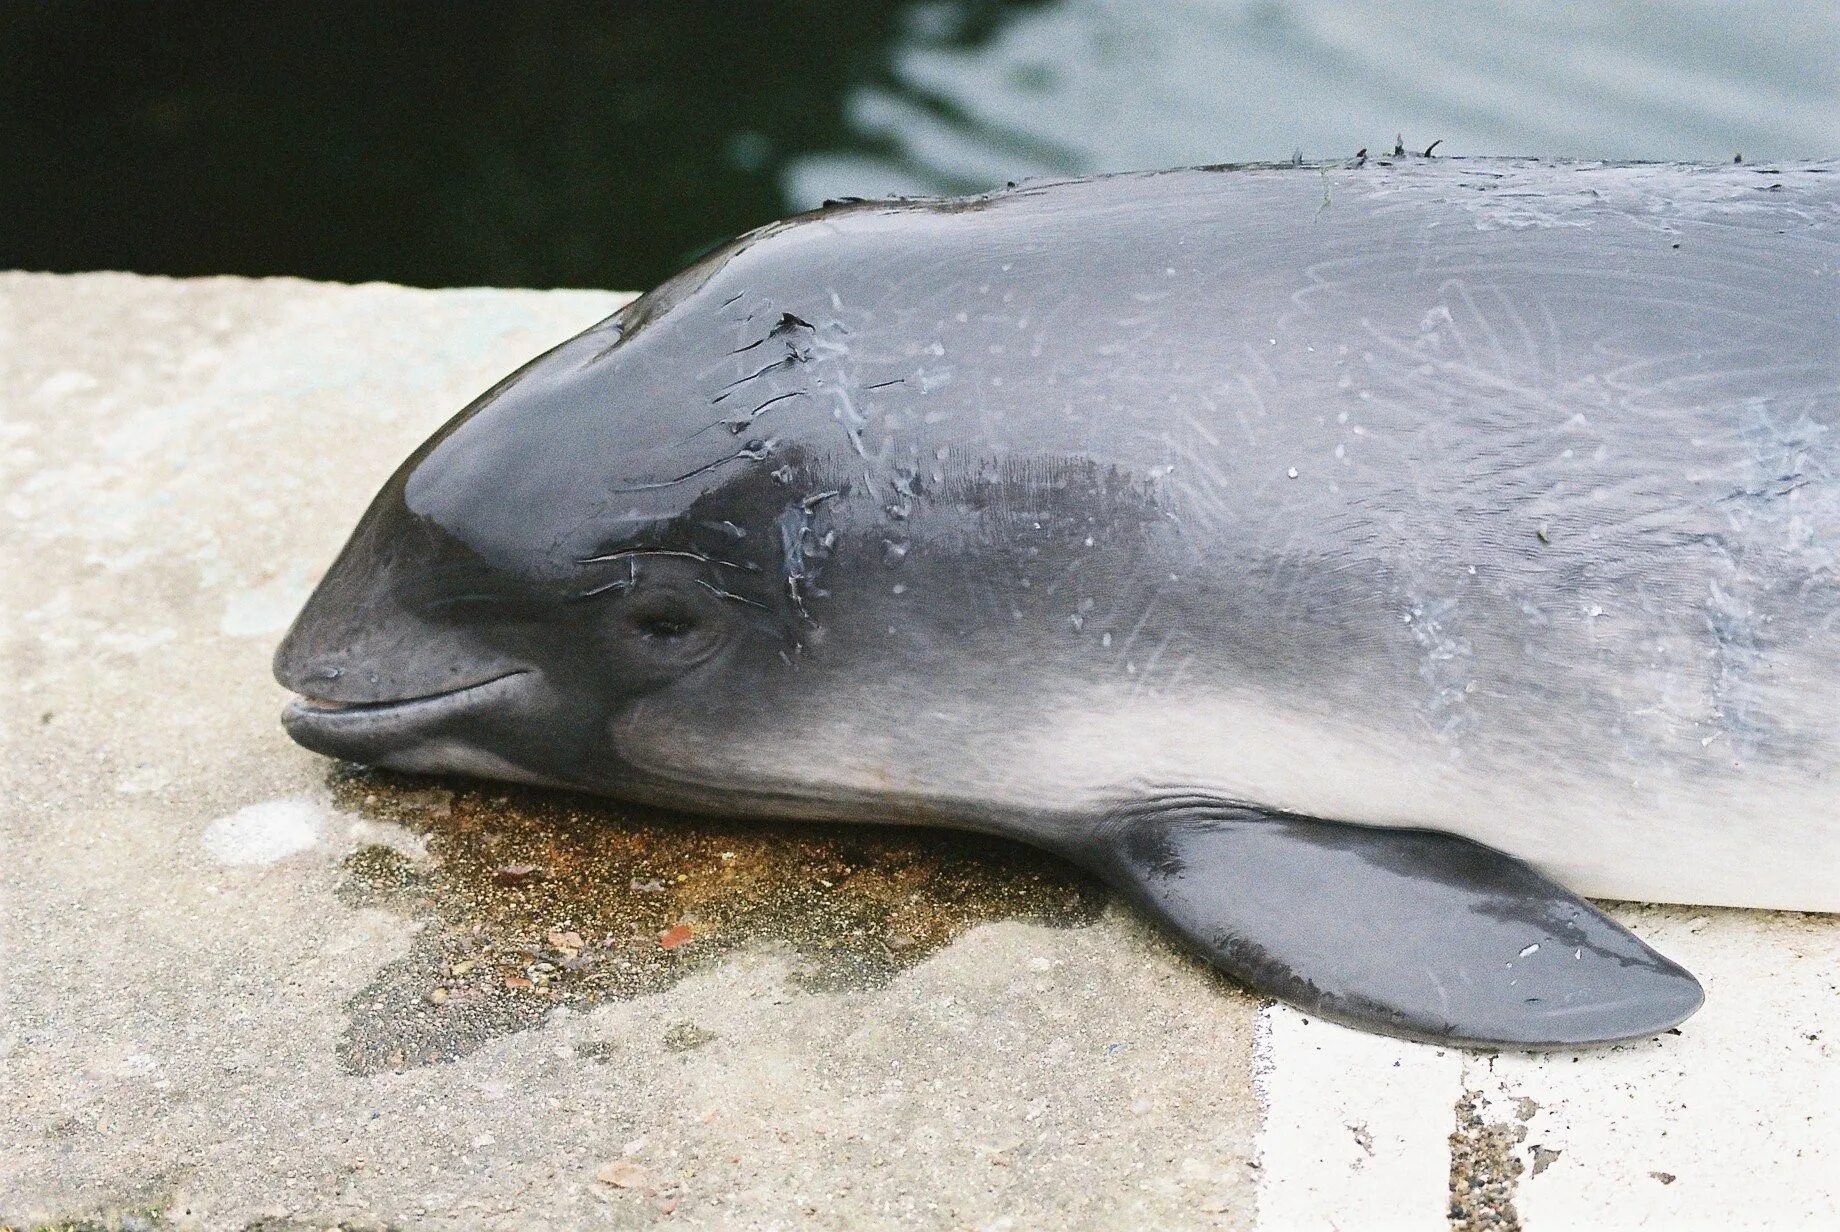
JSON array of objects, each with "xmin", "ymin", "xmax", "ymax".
[{"xmin": 281, "ymin": 671, "xmax": 530, "ymax": 749}]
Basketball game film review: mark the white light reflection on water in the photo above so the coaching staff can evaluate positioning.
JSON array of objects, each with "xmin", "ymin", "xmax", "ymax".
[{"xmin": 785, "ymin": 0, "xmax": 1839, "ymax": 207}]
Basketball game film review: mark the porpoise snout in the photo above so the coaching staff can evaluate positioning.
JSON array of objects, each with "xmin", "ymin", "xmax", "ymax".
[
  {"xmin": 278, "ymin": 669, "xmax": 534, "ymax": 764},
  {"xmin": 273, "ymin": 579, "xmax": 537, "ymax": 768}
]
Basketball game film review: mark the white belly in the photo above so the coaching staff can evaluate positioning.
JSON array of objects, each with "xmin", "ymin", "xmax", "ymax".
[{"xmin": 1016, "ymin": 693, "xmax": 1839, "ymax": 912}]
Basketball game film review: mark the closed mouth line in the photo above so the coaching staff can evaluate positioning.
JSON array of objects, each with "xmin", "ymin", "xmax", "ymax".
[{"xmin": 291, "ymin": 671, "xmax": 526, "ymax": 715}]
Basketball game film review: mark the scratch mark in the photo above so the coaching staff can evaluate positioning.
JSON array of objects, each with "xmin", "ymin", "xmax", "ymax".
[
  {"xmin": 576, "ymin": 548, "xmax": 759, "ymax": 574},
  {"xmin": 609, "ymin": 441, "xmax": 775, "ymax": 492},
  {"xmin": 695, "ymin": 579, "xmax": 768, "ymax": 610},
  {"xmin": 713, "ymin": 355, "xmax": 808, "ymax": 404},
  {"xmin": 728, "ymin": 312, "xmax": 815, "ymax": 356}
]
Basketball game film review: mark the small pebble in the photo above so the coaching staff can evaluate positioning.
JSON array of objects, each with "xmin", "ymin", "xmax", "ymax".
[{"xmin": 596, "ymin": 1160, "xmax": 649, "ymax": 1189}]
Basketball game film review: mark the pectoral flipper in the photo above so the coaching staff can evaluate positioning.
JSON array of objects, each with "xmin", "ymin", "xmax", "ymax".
[{"xmin": 1083, "ymin": 798, "xmax": 1702, "ymax": 1048}]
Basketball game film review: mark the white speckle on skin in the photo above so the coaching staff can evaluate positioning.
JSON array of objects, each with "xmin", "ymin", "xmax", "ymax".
[{"xmin": 203, "ymin": 798, "xmax": 324, "ymax": 865}]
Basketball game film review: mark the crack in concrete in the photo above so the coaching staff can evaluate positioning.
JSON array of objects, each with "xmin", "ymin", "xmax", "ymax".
[{"xmin": 1447, "ymin": 1088, "xmax": 1528, "ymax": 1231}]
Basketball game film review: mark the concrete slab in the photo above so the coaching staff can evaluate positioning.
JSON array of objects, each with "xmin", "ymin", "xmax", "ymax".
[
  {"xmin": 1255, "ymin": 905, "xmax": 1837, "ymax": 1231},
  {"xmin": 2, "ymin": 271, "xmax": 1834, "ymax": 1231}
]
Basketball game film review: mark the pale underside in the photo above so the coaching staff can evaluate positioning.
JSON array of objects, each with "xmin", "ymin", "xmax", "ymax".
[{"xmin": 616, "ymin": 668, "xmax": 1838, "ymax": 912}]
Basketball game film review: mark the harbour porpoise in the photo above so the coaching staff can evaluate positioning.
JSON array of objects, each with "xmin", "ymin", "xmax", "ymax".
[{"xmin": 275, "ymin": 159, "xmax": 1840, "ymax": 1046}]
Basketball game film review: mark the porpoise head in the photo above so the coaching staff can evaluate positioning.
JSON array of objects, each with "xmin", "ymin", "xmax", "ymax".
[
  {"xmin": 275, "ymin": 219, "xmax": 1025, "ymax": 821},
  {"xmin": 276, "ymin": 274, "xmax": 761, "ymax": 787}
]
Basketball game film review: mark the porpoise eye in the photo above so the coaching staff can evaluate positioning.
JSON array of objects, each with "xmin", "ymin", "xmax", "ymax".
[
  {"xmin": 612, "ymin": 586, "xmax": 727, "ymax": 673},
  {"xmin": 631, "ymin": 605, "xmax": 696, "ymax": 642},
  {"xmin": 577, "ymin": 555, "xmax": 733, "ymax": 676}
]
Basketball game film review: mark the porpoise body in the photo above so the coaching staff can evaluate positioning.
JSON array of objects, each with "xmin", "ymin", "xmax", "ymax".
[{"xmin": 277, "ymin": 159, "xmax": 1840, "ymax": 1047}]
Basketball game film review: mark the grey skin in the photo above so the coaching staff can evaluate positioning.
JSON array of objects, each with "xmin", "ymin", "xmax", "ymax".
[{"xmin": 277, "ymin": 159, "xmax": 1840, "ymax": 1048}]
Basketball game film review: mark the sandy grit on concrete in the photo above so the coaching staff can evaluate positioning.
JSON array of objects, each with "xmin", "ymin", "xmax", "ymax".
[{"xmin": 2, "ymin": 272, "xmax": 1834, "ymax": 1231}]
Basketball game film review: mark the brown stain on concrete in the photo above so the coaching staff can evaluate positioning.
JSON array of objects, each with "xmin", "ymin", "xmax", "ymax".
[{"xmin": 328, "ymin": 764, "xmax": 1105, "ymax": 1074}]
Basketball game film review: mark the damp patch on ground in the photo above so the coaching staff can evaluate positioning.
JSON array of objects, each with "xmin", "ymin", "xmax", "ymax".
[{"xmin": 328, "ymin": 765, "xmax": 1106, "ymax": 1074}]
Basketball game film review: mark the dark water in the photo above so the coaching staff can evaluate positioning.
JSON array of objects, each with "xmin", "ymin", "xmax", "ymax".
[{"xmin": 3, "ymin": 1, "xmax": 1834, "ymax": 291}]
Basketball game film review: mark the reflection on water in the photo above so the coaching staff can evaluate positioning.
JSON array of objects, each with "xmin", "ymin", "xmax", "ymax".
[
  {"xmin": 1, "ymin": 1, "xmax": 1832, "ymax": 290},
  {"xmin": 785, "ymin": 0, "xmax": 1839, "ymax": 208}
]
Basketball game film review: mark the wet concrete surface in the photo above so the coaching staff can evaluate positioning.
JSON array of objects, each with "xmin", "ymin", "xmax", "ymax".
[{"xmin": 328, "ymin": 765, "xmax": 1103, "ymax": 1075}]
